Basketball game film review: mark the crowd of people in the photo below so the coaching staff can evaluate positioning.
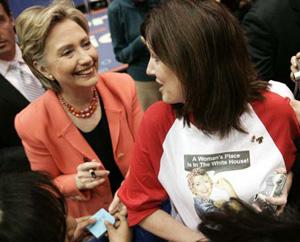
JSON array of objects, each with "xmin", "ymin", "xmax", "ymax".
[{"xmin": 2, "ymin": 0, "xmax": 300, "ymax": 241}]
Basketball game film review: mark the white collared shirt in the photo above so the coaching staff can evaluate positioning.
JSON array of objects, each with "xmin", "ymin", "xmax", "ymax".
[{"xmin": 0, "ymin": 45, "xmax": 43, "ymax": 101}]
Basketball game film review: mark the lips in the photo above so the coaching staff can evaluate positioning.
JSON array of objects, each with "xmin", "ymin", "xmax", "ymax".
[
  {"xmin": 156, "ymin": 78, "xmax": 163, "ymax": 85},
  {"xmin": 159, "ymin": 85, "xmax": 164, "ymax": 92},
  {"xmin": 156, "ymin": 79, "xmax": 163, "ymax": 92},
  {"xmin": 75, "ymin": 67, "xmax": 95, "ymax": 76},
  {"xmin": 0, "ymin": 40, "xmax": 7, "ymax": 48}
]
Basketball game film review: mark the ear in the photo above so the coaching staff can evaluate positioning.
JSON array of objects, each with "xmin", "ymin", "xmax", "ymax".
[{"xmin": 33, "ymin": 61, "xmax": 54, "ymax": 80}]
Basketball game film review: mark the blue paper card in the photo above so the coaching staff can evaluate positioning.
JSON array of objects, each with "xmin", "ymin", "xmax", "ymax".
[{"xmin": 87, "ymin": 208, "xmax": 115, "ymax": 238}]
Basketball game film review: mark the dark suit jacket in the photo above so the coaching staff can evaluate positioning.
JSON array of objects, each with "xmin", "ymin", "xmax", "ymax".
[
  {"xmin": 0, "ymin": 73, "xmax": 30, "ymax": 172},
  {"xmin": 242, "ymin": 0, "xmax": 300, "ymax": 91}
]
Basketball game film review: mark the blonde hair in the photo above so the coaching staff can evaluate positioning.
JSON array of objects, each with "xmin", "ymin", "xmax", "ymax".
[
  {"xmin": 187, "ymin": 168, "xmax": 212, "ymax": 195},
  {"xmin": 15, "ymin": 1, "xmax": 89, "ymax": 93}
]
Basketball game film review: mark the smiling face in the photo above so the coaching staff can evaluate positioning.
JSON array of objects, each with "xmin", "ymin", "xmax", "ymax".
[
  {"xmin": 192, "ymin": 174, "xmax": 213, "ymax": 199},
  {"xmin": 146, "ymin": 48, "xmax": 185, "ymax": 104},
  {"xmin": 0, "ymin": 4, "xmax": 16, "ymax": 61},
  {"xmin": 39, "ymin": 19, "xmax": 98, "ymax": 94}
]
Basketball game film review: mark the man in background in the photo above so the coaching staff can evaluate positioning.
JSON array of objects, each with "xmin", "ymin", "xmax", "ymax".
[
  {"xmin": 0, "ymin": 0, "xmax": 44, "ymax": 172},
  {"xmin": 242, "ymin": 0, "xmax": 300, "ymax": 92}
]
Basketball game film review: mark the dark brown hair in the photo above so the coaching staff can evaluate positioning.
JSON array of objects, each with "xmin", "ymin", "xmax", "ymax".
[
  {"xmin": 0, "ymin": 0, "xmax": 11, "ymax": 17},
  {"xmin": 141, "ymin": 0, "xmax": 268, "ymax": 138},
  {"xmin": 0, "ymin": 172, "xmax": 67, "ymax": 242}
]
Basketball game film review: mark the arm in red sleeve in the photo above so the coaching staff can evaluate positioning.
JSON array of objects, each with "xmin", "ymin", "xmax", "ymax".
[{"xmin": 118, "ymin": 102, "xmax": 174, "ymax": 226}]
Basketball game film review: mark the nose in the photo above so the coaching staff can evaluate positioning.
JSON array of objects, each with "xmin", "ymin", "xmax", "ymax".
[
  {"xmin": 146, "ymin": 57, "xmax": 155, "ymax": 76},
  {"xmin": 78, "ymin": 49, "xmax": 93, "ymax": 66}
]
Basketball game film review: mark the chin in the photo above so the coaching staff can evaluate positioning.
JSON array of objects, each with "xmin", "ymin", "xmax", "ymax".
[
  {"xmin": 162, "ymin": 96, "xmax": 178, "ymax": 104},
  {"xmin": 79, "ymin": 74, "xmax": 99, "ymax": 87},
  {"xmin": 90, "ymin": 75, "xmax": 99, "ymax": 85},
  {"xmin": 162, "ymin": 98, "xmax": 171, "ymax": 104}
]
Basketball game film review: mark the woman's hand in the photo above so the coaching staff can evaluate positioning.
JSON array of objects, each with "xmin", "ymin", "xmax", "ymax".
[
  {"xmin": 252, "ymin": 169, "xmax": 291, "ymax": 215},
  {"xmin": 105, "ymin": 213, "xmax": 132, "ymax": 242},
  {"xmin": 290, "ymin": 52, "xmax": 300, "ymax": 81},
  {"xmin": 265, "ymin": 170, "xmax": 292, "ymax": 215},
  {"xmin": 290, "ymin": 99, "xmax": 300, "ymax": 124},
  {"xmin": 66, "ymin": 216, "xmax": 96, "ymax": 242},
  {"xmin": 108, "ymin": 192, "xmax": 127, "ymax": 216},
  {"xmin": 75, "ymin": 160, "xmax": 110, "ymax": 190}
]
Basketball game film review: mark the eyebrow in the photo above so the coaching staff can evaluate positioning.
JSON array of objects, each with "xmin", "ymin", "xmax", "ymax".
[
  {"xmin": 56, "ymin": 44, "xmax": 73, "ymax": 54},
  {"xmin": 56, "ymin": 37, "xmax": 90, "ymax": 53}
]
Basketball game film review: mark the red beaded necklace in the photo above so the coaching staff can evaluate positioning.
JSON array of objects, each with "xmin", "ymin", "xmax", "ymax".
[{"xmin": 58, "ymin": 88, "xmax": 98, "ymax": 119}]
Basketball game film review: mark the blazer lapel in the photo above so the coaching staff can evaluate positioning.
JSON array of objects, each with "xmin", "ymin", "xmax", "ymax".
[
  {"xmin": 45, "ymin": 91, "xmax": 97, "ymax": 160},
  {"xmin": 97, "ymin": 78, "xmax": 122, "ymax": 155},
  {"xmin": 105, "ymin": 108, "xmax": 121, "ymax": 155},
  {"xmin": 62, "ymin": 124, "xmax": 98, "ymax": 160}
]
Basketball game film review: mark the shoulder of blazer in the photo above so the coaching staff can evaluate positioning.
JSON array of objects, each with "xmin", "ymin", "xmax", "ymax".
[
  {"xmin": 96, "ymin": 72, "xmax": 136, "ymax": 111},
  {"xmin": 17, "ymin": 91, "xmax": 55, "ymax": 125},
  {"xmin": 15, "ymin": 90, "xmax": 72, "ymax": 136},
  {"xmin": 99, "ymin": 72, "xmax": 135, "ymax": 93},
  {"xmin": 0, "ymin": 74, "xmax": 29, "ymax": 108}
]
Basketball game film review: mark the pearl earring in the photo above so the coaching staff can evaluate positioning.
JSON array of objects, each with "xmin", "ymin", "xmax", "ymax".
[{"xmin": 48, "ymin": 74, "xmax": 54, "ymax": 80}]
